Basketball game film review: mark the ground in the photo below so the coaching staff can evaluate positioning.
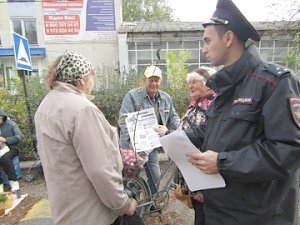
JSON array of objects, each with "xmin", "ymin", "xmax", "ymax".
[
  {"xmin": 0, "ymin": 166, "xmax": 194, "ymax": 225},
  {"xmin": 1, "ymin": 166, "xmax": 299, "ymax": 225},
  {"xmin": 0, "ymin": 176, "xmax": 46, "ymax": 225}
]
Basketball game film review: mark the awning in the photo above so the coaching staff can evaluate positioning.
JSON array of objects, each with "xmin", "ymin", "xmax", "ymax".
[{"xmin": 0, "ymin": 47, "xmax": 46, "ymax": 57}]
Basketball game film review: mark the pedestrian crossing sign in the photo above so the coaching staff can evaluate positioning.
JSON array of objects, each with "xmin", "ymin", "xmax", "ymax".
[{"xmin": 13, "ymin": 32, "xmax": 32, "ymax": 71}]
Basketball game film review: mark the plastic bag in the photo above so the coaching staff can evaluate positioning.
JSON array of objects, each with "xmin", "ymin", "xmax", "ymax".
[
  {"xmin": 0, "ymin": 145, "xmax": 10, "ymax": 158},
  {"xmin": 120, "ymin": 149, "xmax": 144, "ymax": 177}
]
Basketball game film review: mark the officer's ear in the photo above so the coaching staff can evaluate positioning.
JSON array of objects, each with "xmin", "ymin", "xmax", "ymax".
[{"xmin": 222, "ymin": 30, "xmax": 235, "ymax": 47}]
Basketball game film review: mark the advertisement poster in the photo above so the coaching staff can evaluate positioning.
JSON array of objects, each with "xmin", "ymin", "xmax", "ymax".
[{"xmin": 42, "ymin": 0, "xmax": 116, "ymax": 42}]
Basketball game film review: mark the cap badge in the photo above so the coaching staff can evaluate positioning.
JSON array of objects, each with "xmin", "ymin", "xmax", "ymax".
[{"xmin": 211, "ymin": 16, "xmax": 229, "ymax": 25}]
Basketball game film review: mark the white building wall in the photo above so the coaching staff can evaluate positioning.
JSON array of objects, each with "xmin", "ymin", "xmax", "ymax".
[
  {"xmin": 118, "ymin": 33, "xmax": 129, "ymax": 76},
  {"xmin": 0, "ymin": 0, "xmax": 122, "ymax": 80}
]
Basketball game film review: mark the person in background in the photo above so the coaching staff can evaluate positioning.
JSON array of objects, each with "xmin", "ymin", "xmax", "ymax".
[
  {"xmin": 181, "ymin": 0, "xmax": 300, "ymax": 224},
  {"xmin": 0, "ymin": 109, "xmax": 22, "ymax": 193},
  {"xmin": 118, "ymin": 65, "xmax": 180, "ymax": 199},
  {"xmin": 155, "ymin": 66, "xmax": 216, "ymax": 225},
  {"xmin": 34, "ymin": 51, "xmax": 136, "ymax": 225}
]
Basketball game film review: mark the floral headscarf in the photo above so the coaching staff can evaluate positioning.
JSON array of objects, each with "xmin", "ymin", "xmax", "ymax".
[{"xmin": 56, "ymin": 51, "xmax": 94, "ymax": 83}]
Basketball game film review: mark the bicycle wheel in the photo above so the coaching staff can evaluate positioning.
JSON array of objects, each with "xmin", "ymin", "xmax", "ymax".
[{"xmin": 124, "ymin": 176, "xmax": 151, "ymax": 217}]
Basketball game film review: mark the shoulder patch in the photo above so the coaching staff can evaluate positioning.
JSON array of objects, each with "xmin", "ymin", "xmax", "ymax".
[
  {"xmin": 290, "ymin": 98, "xmax": 300, "ymax": 128},
  {"xmin": 263, "ymin": 63, "xmax": 290, "ymax": 76}
]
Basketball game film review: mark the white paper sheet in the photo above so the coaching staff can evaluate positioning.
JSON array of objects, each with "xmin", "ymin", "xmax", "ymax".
[
  {"xmin": 160, "ymin": 130, "xmax": 226, "ymax": 191},
  {"xmin": 125, "ymin": 107, "xmax": 161, "ymax": 152}
]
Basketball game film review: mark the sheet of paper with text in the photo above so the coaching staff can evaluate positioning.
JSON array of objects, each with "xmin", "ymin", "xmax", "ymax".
[
  {"xmin": 125, "ymin": 107, "xmax": 161, "ymax": 152},
  {"xmin": 160, "ymin": 130, "xmax": 226, "ymax": 191}
]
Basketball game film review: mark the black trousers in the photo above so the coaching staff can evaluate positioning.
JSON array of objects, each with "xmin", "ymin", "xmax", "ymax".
[
  {"xmin": 111, "ymin": 214, "xmax": 145, "ymax": 225},
  {"xmin": 191, "ymin": 198, "xmax": 205, "ymax": 225},
  {"xmin": 0, "ymin": 147, "xmax": 18, "ymax": 184},
  {"xmin": 111, "ymin": 217, "xmax": 121, "ymax": 225}
]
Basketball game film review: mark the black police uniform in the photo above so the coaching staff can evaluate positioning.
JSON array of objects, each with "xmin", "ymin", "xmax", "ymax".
[
  {"xmin": 185, "ymin": 44, "xmax": 300, "ymax": 225},
  {"xmin": 185, "ymin": 0, "xmax": 300, "ymax": 223}
]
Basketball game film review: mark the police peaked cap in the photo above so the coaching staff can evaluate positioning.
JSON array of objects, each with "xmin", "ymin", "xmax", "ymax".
[{"xmin": 203, "ymin": 0, "xmax": 261, "ymax": 42}]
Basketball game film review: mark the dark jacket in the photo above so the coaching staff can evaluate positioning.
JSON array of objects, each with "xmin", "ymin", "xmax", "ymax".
[
  {"xmin": 0, "ymin": 109, "xmax": 22, "ymax": 152},
  {"xmin": 185, "ymin": 45, "xmax": 300, "ymax": 225}
]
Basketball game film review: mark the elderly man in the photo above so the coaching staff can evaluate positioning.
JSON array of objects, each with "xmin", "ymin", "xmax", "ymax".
[
  {"xmin": 118, "ymin": 65, "xmax": 180, "ymax": 198},
  {"xmin": 182, "ymin": 0, "xmax": 300, "ymax": 225}
]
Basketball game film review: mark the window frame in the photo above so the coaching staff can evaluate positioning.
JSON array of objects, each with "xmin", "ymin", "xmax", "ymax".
[{"xmin": 11, "ymin": 18, "xmax": 38, "ymax": 45}]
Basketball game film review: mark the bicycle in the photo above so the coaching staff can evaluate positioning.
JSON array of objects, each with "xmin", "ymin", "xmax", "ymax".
[{"xmin": 123, "ymin": 159, "xmax": 177, "ymax": 217}]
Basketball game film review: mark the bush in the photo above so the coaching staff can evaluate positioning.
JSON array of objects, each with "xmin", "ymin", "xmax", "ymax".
[
  {"xmin": 2, "ymin": 61, "xmax": 189, "ymax": 160},
  {"xmin": 0, "ymin": 77, "xmax": 37, "ymax": 160}
]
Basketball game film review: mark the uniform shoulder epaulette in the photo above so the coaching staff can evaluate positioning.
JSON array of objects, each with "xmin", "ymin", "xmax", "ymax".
[{"xmin": 262, "ymin": 63, "xmax": 290, "ymax": 76}]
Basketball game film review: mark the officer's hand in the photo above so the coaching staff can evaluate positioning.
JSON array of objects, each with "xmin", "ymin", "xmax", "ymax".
[
  {"xmin": 126, "ymin": 198, "xmax": 137, "ymax": 216},
  {"xmin": 186, "ymin": 150, "xmax": 219, "ymax": 174},
  {"xmin": 0, "ymin": 136, "xmax": 6, "ymax": 143}
]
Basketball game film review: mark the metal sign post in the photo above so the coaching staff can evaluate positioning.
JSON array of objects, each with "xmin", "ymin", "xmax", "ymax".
[{"xmin": 12, "ymin": 33, "xmax": 35, "ymax": 152}]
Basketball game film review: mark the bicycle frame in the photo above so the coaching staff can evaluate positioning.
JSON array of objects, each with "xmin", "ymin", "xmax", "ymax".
[{"xmin": 124, "ymin": 159, "xmax": 177, "ymax": 217}]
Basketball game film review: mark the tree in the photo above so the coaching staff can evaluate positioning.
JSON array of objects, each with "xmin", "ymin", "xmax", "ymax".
[
  {"xmin": 285, "ymin": 31, "xmax": 300, "ymax": 73},
  {"xmin": 164, "ymin": 50, "xmax": 191, "ymax": 117},
  {"xmin": 122, "ymin": 0, "xmax": 173, "ymax": 22},
  {"xmin": 269, "ymin": 0, "xmax": 300, "ymax": 74}
]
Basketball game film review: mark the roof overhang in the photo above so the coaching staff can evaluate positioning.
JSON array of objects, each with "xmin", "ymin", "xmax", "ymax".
[{"xmin": 0, "ymin": 47, "xmax": 46, "ymax": 57}]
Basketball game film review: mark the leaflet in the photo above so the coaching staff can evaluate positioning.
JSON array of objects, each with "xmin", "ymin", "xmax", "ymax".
[{"xmin": 125, "ymin": 107, "xmax": 161, "ymax": 152}]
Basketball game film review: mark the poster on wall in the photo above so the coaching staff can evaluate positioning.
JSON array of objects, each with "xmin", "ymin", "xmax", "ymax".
[{"xmin": 42, "ymin": 0, "xmax": 116, "ymax": 42}]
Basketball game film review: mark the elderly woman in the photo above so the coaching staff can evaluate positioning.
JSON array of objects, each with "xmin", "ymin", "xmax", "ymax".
[
  {"xmin": 155, "ymin": 66, "xmax": 216, "ymax": 225},
  {"xmin": 34, "ymin": 51, "xmax": 137, "ymax": 225}
]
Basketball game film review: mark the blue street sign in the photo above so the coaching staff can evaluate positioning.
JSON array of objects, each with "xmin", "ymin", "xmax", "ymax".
[{"xmin": 13, "ymin": 32, "xmax": 32, "ymax": 71}]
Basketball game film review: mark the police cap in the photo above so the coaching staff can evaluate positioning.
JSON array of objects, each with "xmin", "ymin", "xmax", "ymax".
[{"xmin": 203, "ymin": 0, "xmax": 261, "ymax": 42}]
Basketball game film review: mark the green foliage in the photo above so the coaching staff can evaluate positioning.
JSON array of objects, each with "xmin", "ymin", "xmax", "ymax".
[
  {"xmin": 165, "ymin": 50, "xmax": 191, "ymax": 90},
  {"xmin": 122, "ymin": 0, "xmax": 173, "ymax": 21},
  {"xmin": 1, "ymin": 59, "xmax": 191, "ymax": 160},
  {"xmin": 285, "ymin": 32, "xmax": 300, "ymax": 74},
  {"xmin": 164, "ymin": 50, "xmax": 191, "ymax": 117},
  {"xmin": 91, "ymin": 66, "xmax": 144, "ymax": 126},
  {"xmin": 0, "ymin": 76, "xmax": 37, "ymax": 160},
  {"xmin": 0, "ymin": 194, "xmax": 7, "ymax": 202},
  {"xmin": 25, "ymin": 76, "xmax": 49, "ymax": 159}
]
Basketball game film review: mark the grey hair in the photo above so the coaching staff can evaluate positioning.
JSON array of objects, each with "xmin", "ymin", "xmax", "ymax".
[
  {"xmin": 186, "ymin": 66, "xmax": 216, "ymax": 84},
  {"xmin": 186, "ymin": 72, "xmax": 208, "ymax": 84}
]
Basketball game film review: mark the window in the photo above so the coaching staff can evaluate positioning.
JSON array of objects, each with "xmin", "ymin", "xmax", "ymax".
[
  {"xmin": 183, "ymin": 41, "xmax": 199, "ymax": 49},
  {"xmin": 169, "ymin": 42, "xmax": 182, "ymax": 50},
  {"xmin": 11, "ymin": 19, "xmax": 38, "ymax": 44}
]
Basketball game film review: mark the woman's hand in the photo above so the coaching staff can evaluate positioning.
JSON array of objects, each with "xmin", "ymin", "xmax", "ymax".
[{"xmin": 126, "ymin": 198, "xmax": 137, "ymax": 216}]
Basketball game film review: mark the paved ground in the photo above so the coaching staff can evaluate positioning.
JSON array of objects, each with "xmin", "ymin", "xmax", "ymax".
[
  {"xmin": 17, "ymin": 156, "xmax": 194, "ymax": 225},
  {"xmin": 4, "ymin": 158, "xmax": 300, "ymax": 225}
]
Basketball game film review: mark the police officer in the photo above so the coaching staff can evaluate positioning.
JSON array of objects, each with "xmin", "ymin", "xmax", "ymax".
[{"xmin": 184, "ymin": 0, "xmax": 300, "ymax": 224}]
